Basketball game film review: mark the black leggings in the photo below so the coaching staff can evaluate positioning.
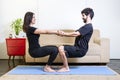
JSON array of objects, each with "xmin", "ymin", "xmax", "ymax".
[{"xmin": 29, "ymin": 46, "xmax": 58, "ymax": 65}]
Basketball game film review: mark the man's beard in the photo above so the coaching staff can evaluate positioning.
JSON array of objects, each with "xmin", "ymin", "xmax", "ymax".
[{"xmin": 83, "ymin": 18, "xmax": 87, "ymax": 23}]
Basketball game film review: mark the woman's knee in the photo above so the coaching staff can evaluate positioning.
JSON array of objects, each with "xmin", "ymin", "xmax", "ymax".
[{"xmin": 52, "ymin": 46, "xmax": 58, "ymax": 55}]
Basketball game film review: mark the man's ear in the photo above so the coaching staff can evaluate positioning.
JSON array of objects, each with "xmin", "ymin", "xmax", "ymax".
[
  {"xmin": 87, "ymin": 14, "xmax": 91, "ymax": 19},
  {"xmin": 87, "ymin": 14, "xmax": 90, "ymax": 17}
]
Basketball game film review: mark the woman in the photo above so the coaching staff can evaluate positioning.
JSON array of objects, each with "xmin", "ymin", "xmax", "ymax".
[{"xmin": 23, "ymin": 12, "xmax": 59, "ymax": 72}]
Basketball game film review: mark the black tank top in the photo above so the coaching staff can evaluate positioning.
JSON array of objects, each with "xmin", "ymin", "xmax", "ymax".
[{"xmin": 26, "ymin": 26, "xmax": 40, "ymax": 52}]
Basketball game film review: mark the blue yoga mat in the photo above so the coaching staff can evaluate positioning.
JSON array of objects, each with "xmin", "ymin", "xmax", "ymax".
[{"xmin": 8, "ymin": 66, "xmax": 117, "ymax": 75}]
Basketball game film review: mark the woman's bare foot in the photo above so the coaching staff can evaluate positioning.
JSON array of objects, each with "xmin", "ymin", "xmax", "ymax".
[
  {"xmin": 44, "ymin": 65, "xmax": 56, "ymax": 72},
  {"xmin": 57, "ymin": 67, "xmax": 70, "ymax": 72}
]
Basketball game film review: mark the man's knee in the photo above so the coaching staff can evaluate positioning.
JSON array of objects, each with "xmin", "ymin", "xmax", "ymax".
[
  {"xmin": 58, "ymin": 46, "xmax": 64, "ymax": 52},
  {"xmin": 58, "ymin": 46, "xmax": 67, "ymax": 56}
]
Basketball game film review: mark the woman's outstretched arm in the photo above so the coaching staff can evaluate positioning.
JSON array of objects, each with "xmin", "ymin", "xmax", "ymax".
[{"xmin": 34, "ymin": 28, "xmax": 59, "ymax": 35}]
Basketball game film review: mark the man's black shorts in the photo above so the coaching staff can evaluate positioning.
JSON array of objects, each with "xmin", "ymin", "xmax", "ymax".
[{"xmin": 64, "ymin": 45, "xmax": 86, "ymax": 58}]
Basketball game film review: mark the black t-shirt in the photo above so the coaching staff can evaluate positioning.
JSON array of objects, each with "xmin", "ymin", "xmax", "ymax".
[
  {"xmin": 26, "ymin": 27, "xmax": 40, "ymax": 52},
  {"xmin": 74, "ymin": 23, "xmax": 93, "ymax": 53}
]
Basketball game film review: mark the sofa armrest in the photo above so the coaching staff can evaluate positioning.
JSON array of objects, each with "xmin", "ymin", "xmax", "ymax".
[
  {"xmin": 94, "ymin": 37, "xmax": 110, "ymax": 63},
  {"xmin": 100, "ymin": 38, "xmax": 110, "ymax": 63}
]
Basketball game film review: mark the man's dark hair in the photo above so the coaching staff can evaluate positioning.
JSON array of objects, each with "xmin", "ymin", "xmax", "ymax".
[{"xmin": 81, "ymin": 8, "xmax": 94, "ymax": 19}]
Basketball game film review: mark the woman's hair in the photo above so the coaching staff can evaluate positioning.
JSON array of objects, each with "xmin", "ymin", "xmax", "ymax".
[
  {"xmin": 81, "ymin": 8, "xmax": 94, "ymax": 19},
  {"xmin": 23, "ymin": 12, "xmax": 34, "ymax": 32}
]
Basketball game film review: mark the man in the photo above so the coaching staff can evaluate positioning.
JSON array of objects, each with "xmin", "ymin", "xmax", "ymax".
[{"xmin": 58, "ymin": 8, "xmax": 94, "ymax": 72}]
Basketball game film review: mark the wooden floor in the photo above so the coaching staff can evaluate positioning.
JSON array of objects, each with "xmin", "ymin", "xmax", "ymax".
[{"xmin": 0, "ymin": 59, "xmax": 120, "ymax": 77}]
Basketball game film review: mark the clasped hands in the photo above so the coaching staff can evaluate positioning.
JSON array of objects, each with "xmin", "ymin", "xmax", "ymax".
[{"xmin": 57, "ymin": 30, "xmax": 65, "ymax": 36}]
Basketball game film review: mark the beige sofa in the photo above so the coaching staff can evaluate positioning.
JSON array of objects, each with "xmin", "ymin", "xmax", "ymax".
[{"xmin": 25, "ymin": 29, "xmax": 110, "ymax": 63}]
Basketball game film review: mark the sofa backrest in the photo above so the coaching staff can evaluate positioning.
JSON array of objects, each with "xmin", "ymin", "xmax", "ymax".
[{"xmin": 89, "ymin": 29, "xmax": 100, "ymax": 43}]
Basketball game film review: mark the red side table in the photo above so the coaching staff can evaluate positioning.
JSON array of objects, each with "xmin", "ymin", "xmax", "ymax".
[{"xmin": 6, "ymin": 38, "xmax": 26, "ymax": 67}]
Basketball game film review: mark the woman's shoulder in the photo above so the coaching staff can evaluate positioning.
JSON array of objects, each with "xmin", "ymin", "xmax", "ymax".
[{"xmin": 28, "ymin": 26, "xmax": 37, "ymax": 33}]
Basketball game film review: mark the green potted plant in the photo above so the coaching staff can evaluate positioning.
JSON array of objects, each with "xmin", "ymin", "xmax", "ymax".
[{"xmin": 11, "ymin": 18, "xmax": 23, "ymax": 36}]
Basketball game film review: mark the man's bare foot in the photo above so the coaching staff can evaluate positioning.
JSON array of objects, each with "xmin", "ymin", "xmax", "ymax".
[
  {"xmin": 44, "ymin": 65, "xmax": 56, "ymax": 72},
  {"xmin": 57, "ymin": 67, "xmax": 70, "ymax": 72}
]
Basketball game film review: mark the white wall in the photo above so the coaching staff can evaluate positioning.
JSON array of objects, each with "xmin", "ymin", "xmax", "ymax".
[
  {"xmin": 0, "ymin": 0, "xmax": 120, "ymax": 59},
  {"xmin": 93, "ymin": 0, "xmax": 120, "ymax": 58}
]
